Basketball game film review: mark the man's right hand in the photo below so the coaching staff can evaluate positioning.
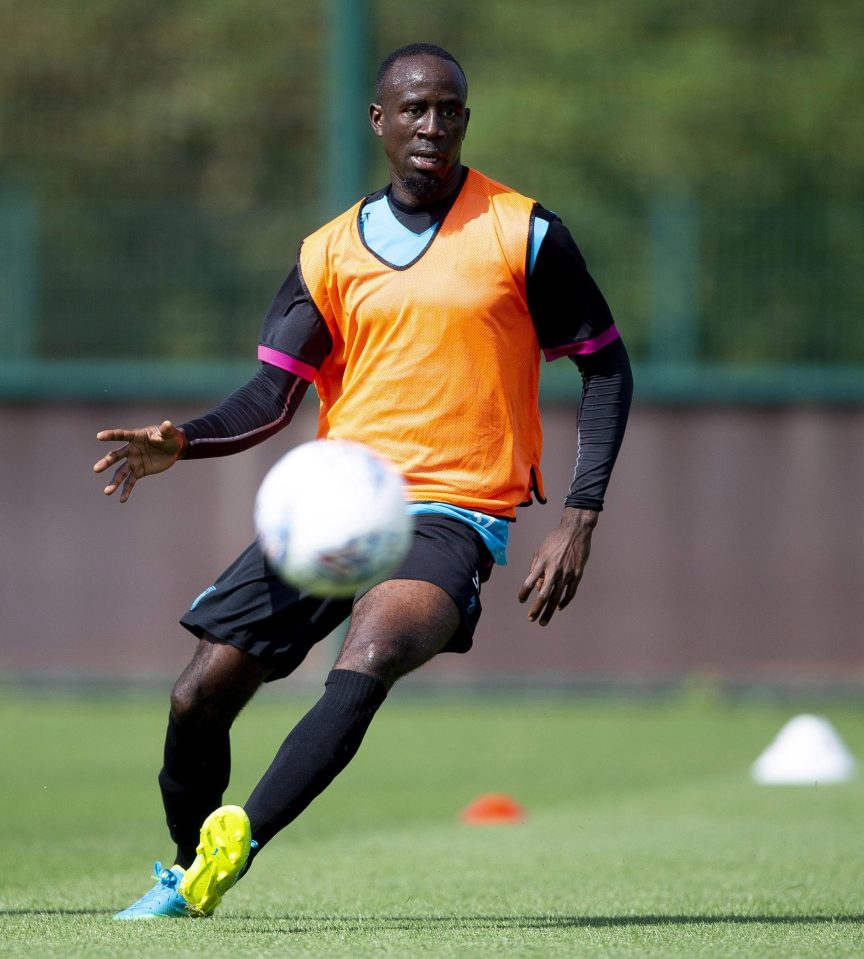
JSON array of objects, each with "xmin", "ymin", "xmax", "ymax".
[{"xmin": 93, "ymin": 420, "xmax": 187, "ymax": 503}]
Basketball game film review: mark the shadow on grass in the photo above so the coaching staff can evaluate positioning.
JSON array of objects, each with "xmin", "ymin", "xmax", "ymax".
[
  {"xmin": 226, "ymin": 913, "xmax": 863, "ymax": 931},
  {"xmin": 1, "ymin": 910, "xmax": 861, "ymax": 928},
  {"xmin": 0, "ymin": 909, "xmax": 113, "ymax": 917}
]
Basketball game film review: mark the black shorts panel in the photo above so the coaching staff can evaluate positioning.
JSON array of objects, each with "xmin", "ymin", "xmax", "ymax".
[
  {"xmin": 180, "ymin": 542, "xmax": 354, "ymax": 680},
  {"xmin": 180, "ymin": 513, "xmax": 494, "ymax": 679}
]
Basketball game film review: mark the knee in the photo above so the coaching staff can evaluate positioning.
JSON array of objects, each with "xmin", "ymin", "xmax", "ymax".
[
  {"xmin": 169, "ymin": 672, "xmax": 241, "ymax": 727},
  {"xmin": 169, "ymin": 676, "xmax": 213, "ymax": 725},
  {"xmin": 169, "ymin": 638, "xmax": 265, "ymax": 726},
  {"xmin": 336, "ymin": 637, "xmax": 410, "ymax": 688},
  {"xmin": 337, "ymin": 581, "xmax": 459, "ymax": 686}
]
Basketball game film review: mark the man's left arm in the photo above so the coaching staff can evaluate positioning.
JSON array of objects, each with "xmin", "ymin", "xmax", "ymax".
[
  {"xmin": 518, "ymin": 339, "xmax": 633, "ymax": 624},
  {"xmin": 520, "ymin": 209, "xmax": 633, "ymax": 625}
]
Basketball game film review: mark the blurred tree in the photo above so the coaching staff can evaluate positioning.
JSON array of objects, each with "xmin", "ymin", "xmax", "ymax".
[
  {"xmin": 2, "ymin": 0, "xmax": 860, "ymax": 207},
  {"xmin": 0, "ymin": 0, "xmax": 861, "ymax": 372},
  {"xmin": 0, "ymin": 0, "xmax": 322, "ymax": 210},
  {"xmin": 453, "ymin": 0, "xmax": 863, "ymax": 208}
]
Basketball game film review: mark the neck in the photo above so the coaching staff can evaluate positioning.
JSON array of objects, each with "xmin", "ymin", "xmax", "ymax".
[{"xmin": 389, "ymin": 163, "xmax": 465, "ymax": 208}]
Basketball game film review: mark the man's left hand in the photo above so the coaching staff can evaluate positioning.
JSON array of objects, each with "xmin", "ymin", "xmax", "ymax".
[{"xmin": 517, "ymin": 507, "xmax": 599, "ymax": 626}]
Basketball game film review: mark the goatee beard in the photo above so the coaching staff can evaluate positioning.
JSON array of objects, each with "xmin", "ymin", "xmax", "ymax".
[{"xmin": 401, "ymin": 173, "xmax": 443, "ymax": 201}]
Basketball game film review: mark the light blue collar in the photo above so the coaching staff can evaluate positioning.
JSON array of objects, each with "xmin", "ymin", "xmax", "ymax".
[{"xmin": 359, "ymin": 195, "xmax": 439, "ymax": 267}]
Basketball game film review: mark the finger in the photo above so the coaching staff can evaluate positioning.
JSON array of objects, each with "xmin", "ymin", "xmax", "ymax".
[
  {"xmin": 525, "ymin": 578, "xmax": 549, "ymax": 621},
  {"xmin": 519, "ymin": 574, "xmax": 544, "ymax": 606},
  {"xmin": 102, "ymin": 464, "xmax": 129, "ymax": 495},
  {"xmin": 528, "ymin": 591, "xmax": 553, "ymax": 624},
  {"xmin": 148, "ymin": 421, "xmax": 172, "ymax": 448},
  {"xmin": 557, "ymin": 576, "xmax": 581, "ymax": 611},
  {"xmin": 96, "ymin": 429, "xmax": 134, "ymax": 442},
  {"xmin": 529, "ymin": 594, "xmax": 555, "ymax": 625},
  {"xmin": 119, "ymin": 471, "xmax": 138, "ymax": 503},
  {"xmin": 526, "ymin": 594, "xmax": 544, "ymax": 621},
  {"xmin": 517, "ymin": 559, "xmax": 542, "ymax": 603},
  {"xmin": 517, "ymin": 578, "xmax": 536, "ymax": 604},
  {"xmin": 530, "ymin": 579, "xmax": 565, "ymax": 626},
  {"xmin": 93, "ymin": 446, "xmax": 129, "ymax": 474},
  {"xmin": 533, "ymin": 594, "xmax": 560, "ymax": 626}
]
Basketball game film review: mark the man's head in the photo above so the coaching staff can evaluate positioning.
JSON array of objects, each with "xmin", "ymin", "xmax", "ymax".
[
  {"xmin": 370, "ymin": 44, "xmax": 470, "ymax": 207},
  {"xmin": 375, "ymin": 43, "xmax": 467, "ymax": 103}
]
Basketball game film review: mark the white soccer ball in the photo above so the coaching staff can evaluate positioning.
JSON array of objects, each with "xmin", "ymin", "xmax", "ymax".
[{"xmin": 254, "ymin": 439, "xmax": 413, "ymax": 598}]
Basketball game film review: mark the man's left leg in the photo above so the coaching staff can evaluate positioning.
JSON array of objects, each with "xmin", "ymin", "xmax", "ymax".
[
  {"xmin": 241, "ymin": 579, "xmax": 459, "ymax": 852},
  {"xmin": 178, "ymin": 515, "xmax": 489, "ymax": 915}
]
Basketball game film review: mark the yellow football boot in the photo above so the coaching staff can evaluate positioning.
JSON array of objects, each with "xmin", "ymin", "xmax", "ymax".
[{"xmin": 178, "ymin": 805, "xmax": 252, "ymax": 916}]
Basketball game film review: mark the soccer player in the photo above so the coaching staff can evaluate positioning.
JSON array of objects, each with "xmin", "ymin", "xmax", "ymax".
[{"xmin": 95, "ymin": 43, "xmax": 633, "ymax": 919}]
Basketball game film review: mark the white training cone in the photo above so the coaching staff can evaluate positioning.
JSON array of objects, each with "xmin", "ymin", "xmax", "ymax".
[{"xmin": 751, "ymin": 714, "xmax": 857, "ymax": 785}]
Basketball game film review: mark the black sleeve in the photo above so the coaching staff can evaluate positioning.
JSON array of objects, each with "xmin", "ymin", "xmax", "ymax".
[
  {"xmin": 258, "ymin": 261, "xmax": 333, "ymax": 372},
  {"xmin": 527, "ymin": 207, "xmax": 616, "ymax": 354},
  {"xmin": 564, "ymin": 337, "xmax": 633, "ymax": 512},
  {"xmin": 177, "ymin": 262, "xmax": 331, "ymax": 459},
  {"xmin": 179, "ymin": 362, "xmax": 310, "ymax": 460}
]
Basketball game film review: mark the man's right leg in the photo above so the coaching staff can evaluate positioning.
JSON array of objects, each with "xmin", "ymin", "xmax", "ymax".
[
  {"xmin": 158, "ymin": 635, "xmax": 268, "ymax": 868},
  {"xmin": 116, "ymin": 536, "xmax": 357, "ymax": 919},
  {"xmin": 115, "ymin": 636, "xmax": 266, "ymax": 920}
]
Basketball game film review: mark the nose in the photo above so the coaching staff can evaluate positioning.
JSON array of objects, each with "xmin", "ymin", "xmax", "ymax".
[{"xmin": 418, "ymin": 108, "xmax": 446, "ymax": 140}]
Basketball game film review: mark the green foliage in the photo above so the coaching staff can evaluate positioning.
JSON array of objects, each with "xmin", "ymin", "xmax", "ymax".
[
  {"xmin": 439, "ymin": 0, "xmax": 864, "ymax": 206},
  {"xmin": 0, "ymin": 0, "xmax": 323, "ymax": 206},
  {"xmin": 1, "ymin": 0, "xmax": 863, "ymax": 382},
  {"xmin": 3, "ymin": 0, "xmax": 860, "ymax": 205}
]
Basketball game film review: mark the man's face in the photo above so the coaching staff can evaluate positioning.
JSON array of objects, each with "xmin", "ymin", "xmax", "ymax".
[{"xmin": 370, "ymin": 54, "xmax": 470, "ymax": 206}]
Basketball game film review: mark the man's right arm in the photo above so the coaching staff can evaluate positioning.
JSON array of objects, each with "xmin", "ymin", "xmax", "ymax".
[
  {"xmin": 94, "ymin": 262, "xmax": 332, "ymax": 499},
  {"xmin": 93, "ymin": 364, "xmax": 309, "ymax": 500},
  {"xmin": 178, "ymin": 362, "xmax": 310, "ymax": 459},
  {"xmin": 180, "ymin": 261, "xmax": 332, "ymax": 458}
]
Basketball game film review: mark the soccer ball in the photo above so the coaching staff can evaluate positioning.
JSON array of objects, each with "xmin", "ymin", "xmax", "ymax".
[{"xmin": 254, "ymin": 439, "xmax": 413, "ymax": 598}]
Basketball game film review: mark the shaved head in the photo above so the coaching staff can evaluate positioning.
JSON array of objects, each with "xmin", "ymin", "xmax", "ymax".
[{"xmin": 375, "ymin": 43, "xmax": 467, "ymax": 102}]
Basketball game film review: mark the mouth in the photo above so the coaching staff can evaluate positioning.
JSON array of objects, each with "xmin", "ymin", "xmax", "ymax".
[{"xmin": 410, "ymin": 151, "xmax": 446, "ymax": 171}]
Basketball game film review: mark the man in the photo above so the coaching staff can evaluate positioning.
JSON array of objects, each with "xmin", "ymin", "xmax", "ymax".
[{"xmin": 95, "ymin": 43, "xmax": 633, "ymax": 919}]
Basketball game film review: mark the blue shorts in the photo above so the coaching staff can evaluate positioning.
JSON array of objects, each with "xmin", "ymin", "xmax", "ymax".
[{"xmin": 180, "ymin": 513, "xmax": 494, "ymax": 680}]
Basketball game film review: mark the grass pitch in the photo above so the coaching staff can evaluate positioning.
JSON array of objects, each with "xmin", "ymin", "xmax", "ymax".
[{"xmin": 1, "ymin": 684, "xmax": 863, "ymax": 957}]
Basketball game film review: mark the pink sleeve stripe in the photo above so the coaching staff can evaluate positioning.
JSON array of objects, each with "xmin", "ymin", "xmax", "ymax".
[
  {"xmin": 258, "ymin": 346, "xmax": 318, "ymax": 381},
  {"xmin": 542, "ymin": 324, "xmax": 620, "ymax": 361}
]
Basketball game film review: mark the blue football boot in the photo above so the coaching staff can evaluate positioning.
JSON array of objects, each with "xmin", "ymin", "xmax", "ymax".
[{"xmin": 113, "ymin": 862, "xmax": 190, "ymax": 920}]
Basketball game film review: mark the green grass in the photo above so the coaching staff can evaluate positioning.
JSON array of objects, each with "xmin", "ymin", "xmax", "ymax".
[{"xmin": 1, "ymin": 686, "xmax": 863, "ymax": 957}]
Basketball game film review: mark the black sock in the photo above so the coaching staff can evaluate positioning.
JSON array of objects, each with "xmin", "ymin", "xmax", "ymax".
[
  {"xmin": 157, "ymin": 711, "xmax": 231, "ymax": 868},
  {"xmin": 244, "ymin": 669, "xmax": 387, "ymax": 854}
]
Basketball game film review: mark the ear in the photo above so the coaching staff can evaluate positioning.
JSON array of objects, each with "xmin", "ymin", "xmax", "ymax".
[
  {"xmin": 369, "ymin": 102, "xmax": 384, "ymax": 137},
  {"xmin": 463, "ymin": 107, "xmax": 471, "ymax": 136}
]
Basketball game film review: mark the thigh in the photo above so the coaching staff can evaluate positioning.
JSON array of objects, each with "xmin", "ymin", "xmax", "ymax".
[
  {"xmin": 335, "ymin": 579, "xmax": 460, "ymax": 689},
  {"xmin": 358, "ymin": 513, "xmax": 495, "ymax": 655}
]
